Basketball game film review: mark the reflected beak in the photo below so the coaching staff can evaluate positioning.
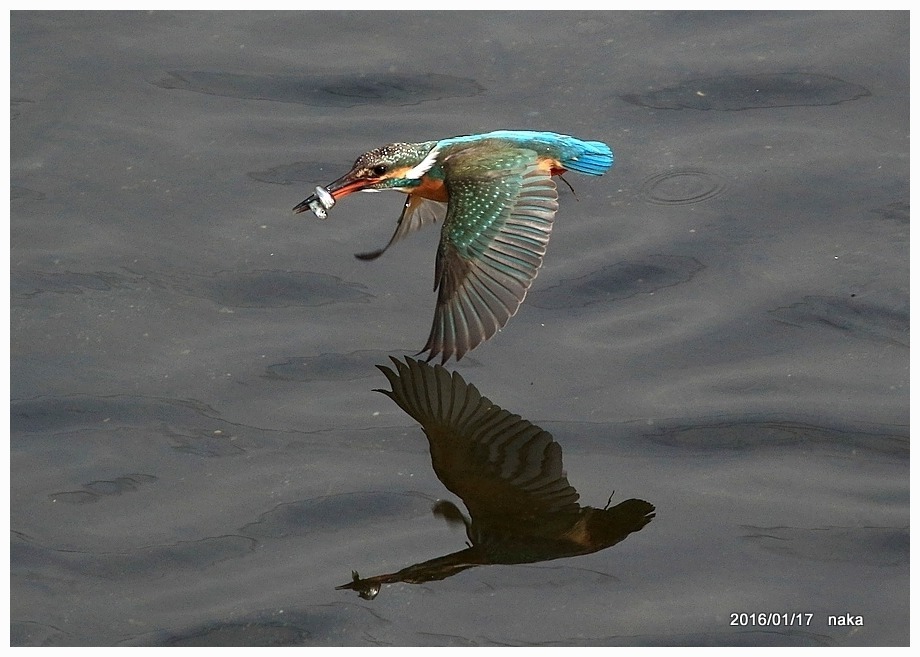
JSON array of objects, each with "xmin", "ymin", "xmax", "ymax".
[{"xmin": 293, "ymin": 172, "xmax": 383, "ymax": 216}]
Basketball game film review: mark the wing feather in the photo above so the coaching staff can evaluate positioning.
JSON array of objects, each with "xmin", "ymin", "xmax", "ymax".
[
  {"xmin": 420, "ymin": 147, "xmax": 559, "ymax": 362},
  {"xmin": 355, "ymin": 195, "xmax": 447, "ymax": 261},
  {"xmin": 375, "ymin": 357, "xmax": 581, "ymax": 517}
]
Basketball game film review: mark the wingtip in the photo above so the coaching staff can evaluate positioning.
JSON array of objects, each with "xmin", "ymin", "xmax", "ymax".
[
  {"xmin": 415, "ymin": 345, "xmax": 460, "ymax": 367},
  {"xmin": 355, "ymin": 249, "xmax": 385, "ymax": 261}
]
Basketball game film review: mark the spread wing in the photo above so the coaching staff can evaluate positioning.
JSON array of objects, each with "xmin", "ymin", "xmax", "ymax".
[
  {"xmin": 355, "ymin": 195, "xmax": 447, "ymax": 261},
  {"xmin": 421, "ymin": 146, "xmax": 559, "ymax": 362},
  {"xmin": 376, "ymin": 357, "xmax": 581, "ymax": 518}
]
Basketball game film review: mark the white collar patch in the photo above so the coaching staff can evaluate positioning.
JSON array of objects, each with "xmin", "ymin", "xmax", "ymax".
[{"xmin": 403, "ymin": 146, "xmax": 440, "ymax": 180}]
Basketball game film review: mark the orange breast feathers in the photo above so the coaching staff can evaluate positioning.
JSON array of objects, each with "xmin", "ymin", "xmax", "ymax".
[
  {"xmin": 404, "ymin": 158, "xmax": 563, "ymax": 202},
  {"xmin": 406, "ymin": 174, "xmax": 449, "ymax": 202}
]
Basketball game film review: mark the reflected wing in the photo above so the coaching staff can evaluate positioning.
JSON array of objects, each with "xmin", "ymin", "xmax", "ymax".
[
  {"xmin": 376, "ymin": 357, "xmax": 580, "ymax": 518},
  {"xmin": 421, "ymin": 146, "xmax": 559, "ymax": 362},
  {"xmin": 355, "ymin": 195, "xmax": 447, "ymax": 260}
]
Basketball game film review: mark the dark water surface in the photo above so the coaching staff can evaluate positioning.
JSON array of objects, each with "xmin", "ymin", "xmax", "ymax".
[{"xmin": 10, "ymin": 11, "xmax": 908, "ymax": 646}]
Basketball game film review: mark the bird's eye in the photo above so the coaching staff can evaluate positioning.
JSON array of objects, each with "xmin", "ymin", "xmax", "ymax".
[{"xmin": 372, "ymin": 164, "xmax": 388, "ymax": 176}]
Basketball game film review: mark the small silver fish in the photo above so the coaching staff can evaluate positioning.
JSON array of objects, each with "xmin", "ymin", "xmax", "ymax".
[{"xmin": 296, "ymin": 185, "xmax": 336, "ymax": 220}]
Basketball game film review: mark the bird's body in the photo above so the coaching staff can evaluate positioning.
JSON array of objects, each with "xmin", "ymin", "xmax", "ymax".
[{"xmin": 294, "ymin": 130, "xmax": 613, "ymax": 363}]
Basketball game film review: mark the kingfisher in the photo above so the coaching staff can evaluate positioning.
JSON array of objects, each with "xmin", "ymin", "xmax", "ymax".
[{"xmin": 293, "ymin": 130, "xmax": 614, "ymax": 363}]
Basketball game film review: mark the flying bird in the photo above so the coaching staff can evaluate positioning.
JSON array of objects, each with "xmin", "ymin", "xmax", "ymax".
[{"xmin": 294, "ymin": 130, "xmax": 613, "ymax": 363}]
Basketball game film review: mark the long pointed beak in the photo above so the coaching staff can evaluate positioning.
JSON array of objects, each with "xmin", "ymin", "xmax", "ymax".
[{"xmin": 293, "ymin": 173, "xmax": 382, "ymax": 217}]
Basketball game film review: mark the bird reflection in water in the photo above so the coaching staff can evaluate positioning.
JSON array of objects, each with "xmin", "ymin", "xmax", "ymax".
[{"xmin": 337, "ymin": 357, "xmax": 654, "ymax": 599}]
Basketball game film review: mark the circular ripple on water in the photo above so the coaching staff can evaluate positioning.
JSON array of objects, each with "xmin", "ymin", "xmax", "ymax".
[{"xmin": 640, "ymin": 169, "xmax": 727, "ymax": 205}]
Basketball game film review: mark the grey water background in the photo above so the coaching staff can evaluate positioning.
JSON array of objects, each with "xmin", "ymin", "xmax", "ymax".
[{"xmin": 9, "ymin": 11, "xmax": 908, "ymax": 646}]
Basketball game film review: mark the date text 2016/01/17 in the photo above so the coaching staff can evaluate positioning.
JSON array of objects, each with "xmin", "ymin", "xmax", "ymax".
[
  {"xmin": 730, "ymin": 613, "xmax": 813, "ymax": 626},
  {"xmin": 730, "ymin": 613, "xmax": 864, "ymax": 627}
]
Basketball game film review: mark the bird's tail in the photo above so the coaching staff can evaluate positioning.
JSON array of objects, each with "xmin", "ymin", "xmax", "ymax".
[{"xmin": 560, "ymin": 139, "xmax": 614, "ymax": 176}]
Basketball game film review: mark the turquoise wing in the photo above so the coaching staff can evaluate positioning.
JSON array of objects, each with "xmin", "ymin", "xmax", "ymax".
[
  {"xmin": 440, "ymin": 131, "xmax": 614, "ymax": 176},
  {"xmin": 422, "ymin": 146, "xmax": 559, "ymax": 362}
]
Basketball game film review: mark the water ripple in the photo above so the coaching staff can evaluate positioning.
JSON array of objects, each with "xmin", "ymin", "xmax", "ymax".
[
  {"xmin": 769, "ymin": 295, "xmax": 908, "ymax": 347},
  {"xmin": 528, "ymin": 255, "xmax": 705, "ymax": 309},
  {"xmin": 11, "ymin": 268, "xmax": 372, "ymax": 308},
  {"xmin": 640, "ymin": 169, "xmax": 727, "ymax": 205},
  {"xmin": 265, "ymin": 350, "xmax": 408, "ymax": 382},
  {"xmin": 622, "ymin": 73, "xmax": 870, "ymax": 111},
  {"xmin": 152, "ymin": 70, "xmax": 484, "ymax": 107},
  {"xmin": 50, "ymin": 474, "xmax": 158, "ymax": 505}
]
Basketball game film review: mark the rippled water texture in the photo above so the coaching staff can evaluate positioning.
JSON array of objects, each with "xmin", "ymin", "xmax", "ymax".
[
  {"xmin": 10, "ymin": 11, "xmax": 908, "ymax": 647},
  {"xmin": 621, "ymin": 72, "xmax": 871, "ymax": 111},
  {"xmin": 152, "ymin": 70, "xmax": 485, "ymax": 107}
]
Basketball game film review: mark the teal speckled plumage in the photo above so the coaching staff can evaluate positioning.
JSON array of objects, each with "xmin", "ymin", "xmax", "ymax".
[{"xmin": 294, "ymin": 130, "xmax": 614, "ymax": 363}]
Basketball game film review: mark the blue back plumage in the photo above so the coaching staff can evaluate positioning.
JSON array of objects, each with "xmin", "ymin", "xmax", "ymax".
[{"xmin": 439, "ymin": 130, "xmax": 614, "ymax": 176}]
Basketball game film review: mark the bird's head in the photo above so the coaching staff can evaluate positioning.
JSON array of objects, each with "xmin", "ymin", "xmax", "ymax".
[{"xmin": 294, "ymin": 141, "xmax": 438, "ymax": 215}]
